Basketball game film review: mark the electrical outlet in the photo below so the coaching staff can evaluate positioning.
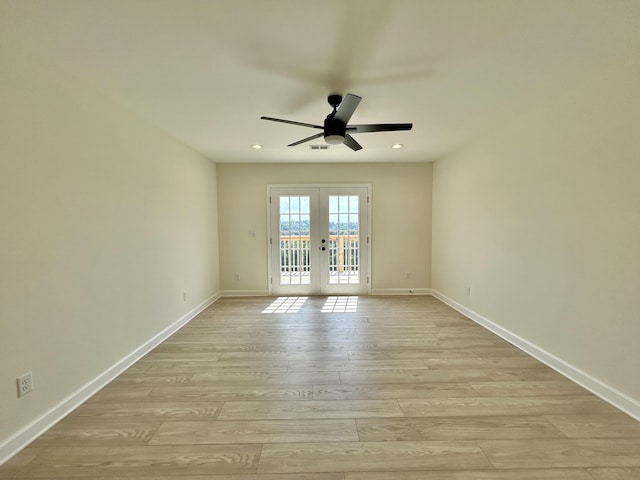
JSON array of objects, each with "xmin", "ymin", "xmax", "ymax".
[
  {"xmin": 17, "ymin": 372, "xmax": 33, "ymax": 397},
  {"xmin": 405, "ymin": 272, "xmax": 412, "ymax": 279},
  {"xmin": 466, "ymin": 287, "xmax": 471, "ymax": 296},
  {"xmin": 183, "ymin": 291, "xmax": 187, "ymax": 302}
]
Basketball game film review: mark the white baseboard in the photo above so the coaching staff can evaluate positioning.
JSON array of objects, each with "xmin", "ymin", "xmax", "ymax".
[
  {"xmin": 431, "ymin": 289, "xmax": 640, "ymax": 421},
  {"xmin": 0, "ymin": 291, "xmax": 220, "ymax": 466},
  {"xmin": 372, "ymin": 288, "xmax": 432, "ymax": 296},
  {"xmin": 221, "ymin": 289, "xmax": 270, "ymax": 297}
]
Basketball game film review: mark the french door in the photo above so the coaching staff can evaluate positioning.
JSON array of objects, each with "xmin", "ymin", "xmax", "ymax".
[{"xmin": 268, "ymin": 185, "xmax": 370, "ymax": 295}]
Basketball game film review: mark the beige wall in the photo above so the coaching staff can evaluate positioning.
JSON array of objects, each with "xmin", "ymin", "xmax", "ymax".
[
  {"xmin": 432, "ymin": 55, "xmax": 640, "ymax": 409},
  {"xmin": 217, "ymin": 163, "xmax": 432, "ymax": 295},
  {"xmin": 0, "ymin": 44, "xmax": 220, "ymax": 448}
]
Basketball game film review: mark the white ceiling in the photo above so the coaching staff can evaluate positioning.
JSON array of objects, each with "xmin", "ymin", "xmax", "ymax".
[{"xmin": 2, "ymin": 0, "xmax": 640, "ymax": 163}]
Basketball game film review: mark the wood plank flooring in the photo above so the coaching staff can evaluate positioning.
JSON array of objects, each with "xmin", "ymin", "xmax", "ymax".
[{"xmin": 2, "ymin": 295, "xmax": 640, "ymax": 479}]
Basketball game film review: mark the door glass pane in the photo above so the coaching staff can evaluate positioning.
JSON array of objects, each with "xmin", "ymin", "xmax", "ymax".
[
  {"xmin": 328, "ymin": 195, "xmax": 360, "ymax": 284},
  {"xmin": 279, "ymin": 195, "xmax": 311, "ymax": 285},
  {"xmin": 281, "ymin": 197, "xmax": 290, "ymax": 214},
  {"xmin": 349, "ymin": 195, "xmax": 359, "ymax": 213},
  {"xmin": 301, "ymin": 196, "xmax": 310, "ymax": 215},
  {"xmin": 290, "ymin": 196, "xmax": 300, "ymax": 214},
  {"xmin": 329, "ymin": 195, "xmax": 339, "ymax": 213}
]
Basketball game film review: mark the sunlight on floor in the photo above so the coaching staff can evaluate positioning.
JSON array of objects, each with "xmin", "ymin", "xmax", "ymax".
[
  {"xmin": 262, "ymin": 296, "xmax": 308, "ymax": 313},
  {"xmin": 321, "ymin": 296, "xmax": 359, "ymax": 313}
]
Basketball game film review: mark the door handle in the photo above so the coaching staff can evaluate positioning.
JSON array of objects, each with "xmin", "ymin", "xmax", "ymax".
[{"xmin": 321, "ymin": 239, "xmax": 326, "ymax": 251}]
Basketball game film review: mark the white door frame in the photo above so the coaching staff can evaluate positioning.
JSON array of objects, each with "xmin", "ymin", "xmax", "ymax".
[{"xmin": 267, "ymin": 184, "xmax": 372, "ymax": 296}]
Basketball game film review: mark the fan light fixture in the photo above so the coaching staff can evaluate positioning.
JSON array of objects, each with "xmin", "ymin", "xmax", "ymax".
[
  {"xmin": 251, "ymin": 144, "xmax": 263, "ymax": 150},
  {"xmin": 392, "ymin": 143, "xmax": 404, "ymax": 149},
  {"xmin": 325, "ymin": 134, "xmax": 345, "ymax": 145}
]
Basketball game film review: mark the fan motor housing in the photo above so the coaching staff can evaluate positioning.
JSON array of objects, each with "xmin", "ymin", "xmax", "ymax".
[{"xmin": 324, "ymin": 117, "xmax": 346, "ymax": 144}]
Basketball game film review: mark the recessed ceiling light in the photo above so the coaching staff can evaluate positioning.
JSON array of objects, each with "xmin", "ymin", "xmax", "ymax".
[
  {"xmin": 251, "ymin": 144, "xmax": 263, "ymax": 150},
  {"xmin": 391, "ymin": 143, "xmax": 404, "ymax": 149}
]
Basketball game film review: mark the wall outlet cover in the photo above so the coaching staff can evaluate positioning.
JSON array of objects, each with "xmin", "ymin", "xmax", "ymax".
[{"xmin": 17, "ymin": 372, "xmax": 33, "ymax": 397}]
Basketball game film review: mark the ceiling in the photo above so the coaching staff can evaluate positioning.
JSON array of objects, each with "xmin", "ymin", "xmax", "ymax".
[{"xmin": 2, "ymin": 0, "xmax": 640, "ymax": 163}]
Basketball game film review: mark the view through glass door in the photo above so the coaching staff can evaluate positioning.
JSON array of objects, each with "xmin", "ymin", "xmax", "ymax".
[{"xmin": 269, "ymin": 186, "xmax": 370, "ymax": 295}]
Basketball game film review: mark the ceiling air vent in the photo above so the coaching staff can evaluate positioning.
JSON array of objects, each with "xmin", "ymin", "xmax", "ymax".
[{"xmin": 310, "ymin": 145, "xmax": 330, "ymax": 150}]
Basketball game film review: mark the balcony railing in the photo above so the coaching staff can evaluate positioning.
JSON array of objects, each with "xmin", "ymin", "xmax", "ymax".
[{"xmin": 279, "ymin": 234, "xmax": 360, "ymax": 284}]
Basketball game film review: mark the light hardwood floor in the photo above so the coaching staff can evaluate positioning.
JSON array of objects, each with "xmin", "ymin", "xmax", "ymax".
[{"xmin": 2, "ymin": 295, "xmax": 640, "ymax": 479}]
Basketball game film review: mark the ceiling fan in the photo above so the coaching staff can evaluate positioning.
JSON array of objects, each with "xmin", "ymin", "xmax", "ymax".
[{"xmin": 260, "ymin": 93, "xmax": 412, "ymax": 151}]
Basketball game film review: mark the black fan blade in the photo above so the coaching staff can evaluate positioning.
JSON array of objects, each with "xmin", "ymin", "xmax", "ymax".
[
  {"xmin": 333, "ymin": 94, "xmax": 362, "ymax": 124},
  {"xmin": 261, "ymin": 116, "xmax": 323, "ymax": 130},
  {"xmin": 348, "ymin": 123, "xmax": 413, "ymax": 133},
  {"xmin": 343, "ymin": 134, "xmax": 363, "ymax": 151},
  {"xmin": 288, "ymin": 132, "xmax": 324, "ymax": 147}
]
